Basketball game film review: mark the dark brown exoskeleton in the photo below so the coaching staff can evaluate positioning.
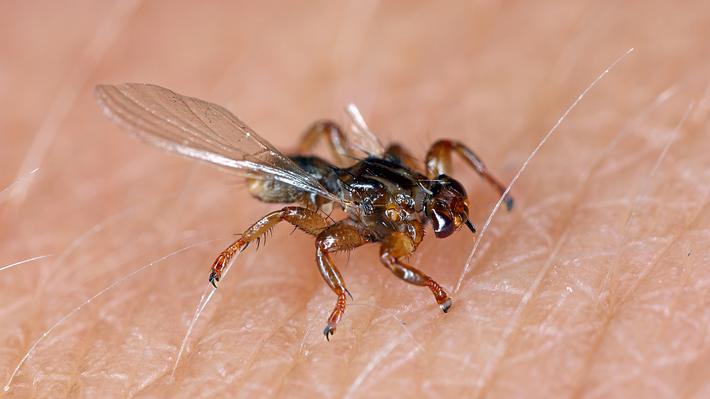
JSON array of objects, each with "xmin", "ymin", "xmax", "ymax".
[{"xmin": 95, "ymin": 84, "xmax": 513, "ymax": 340}]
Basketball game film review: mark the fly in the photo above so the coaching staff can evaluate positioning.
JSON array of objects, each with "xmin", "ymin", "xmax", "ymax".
[{"xmin": 94, "ymin": 83, "xmax": 513, "ymax": 340}]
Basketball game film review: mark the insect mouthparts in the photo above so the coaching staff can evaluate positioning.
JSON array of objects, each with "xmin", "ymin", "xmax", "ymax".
[{"xmin": 465, "ymin": 219, "xmax": 477, "ymax": 234}]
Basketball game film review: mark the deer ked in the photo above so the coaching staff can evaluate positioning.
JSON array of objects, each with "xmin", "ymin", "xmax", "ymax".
[{"xmin": 95, "ymin": 83, "xmax": 514, "ymax": 341}]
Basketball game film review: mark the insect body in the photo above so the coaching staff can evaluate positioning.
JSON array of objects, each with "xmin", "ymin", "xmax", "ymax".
[{"xmin": 95, "ymin": 83, "xmax": 513, "ymax": 340}]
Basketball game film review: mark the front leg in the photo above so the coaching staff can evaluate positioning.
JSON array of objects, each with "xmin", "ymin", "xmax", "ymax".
[
  {"xmin": 315, "ymin": 221, "xmax": 369, "ymax": 340},
  {"xmin": 425, "ymin": 139, "xmax": 514, "ymax": 210},
  {"xmin": 379, "ymin": 232, "xmax": 452, "ymax": 312},
  {"xmin": 209, "ymin": 206, "xmax": 329, "ymax": 287}
]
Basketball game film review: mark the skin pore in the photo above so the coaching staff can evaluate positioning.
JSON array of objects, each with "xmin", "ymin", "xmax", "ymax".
[{"xmin": 1, "ymin": 1, "xmax": 710, "ymax": 398}]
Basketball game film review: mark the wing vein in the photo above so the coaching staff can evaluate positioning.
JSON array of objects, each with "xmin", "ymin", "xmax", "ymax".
[{"xmin": 95, "ymin": 83, "xmax": 346, "ymax": 206}]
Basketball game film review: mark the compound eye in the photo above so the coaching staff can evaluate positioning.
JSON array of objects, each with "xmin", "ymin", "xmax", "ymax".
[{"xmin": 431, "ymin": 209, "xmax": 455, "ymax": 238}]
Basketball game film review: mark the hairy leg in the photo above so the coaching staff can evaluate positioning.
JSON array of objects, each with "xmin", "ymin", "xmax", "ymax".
[
  {"xmin": 208, "ymin": 206, "xmax": 328, "ymax": 287},
  {"xmin": 315, "ymin": 221, "xmax": 369, "ymax": 339}
]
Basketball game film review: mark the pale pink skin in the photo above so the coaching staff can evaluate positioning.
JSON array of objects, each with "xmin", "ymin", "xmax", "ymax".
[{"xmin": 2, "ymin": 2, "xmax": 710, "ymax": 398}]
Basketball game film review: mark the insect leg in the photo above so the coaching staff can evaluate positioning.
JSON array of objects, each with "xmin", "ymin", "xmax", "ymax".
[
  {"xmin": 425, "ymin": 139, "xmax": 513, "ymax": 210},
  {"xmin": 298, "ymin": 120, "xmax": 352, "ymax": 166},
  {"xmin": 379, "ymin": 232, "xmax": 452, "ymax": 312},
  {"xmin": 384, "ymin": 143, "xmax": 422, "ymax": 172},
  {"xmin": 315, "ymin": 221, "xmax": 369, "ymax": 340},
  {"xmin": 209, "ymin": 206, "xmax": 329, "ymax": 287}
]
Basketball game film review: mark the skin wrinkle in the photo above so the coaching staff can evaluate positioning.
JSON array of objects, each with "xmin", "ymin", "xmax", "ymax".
[
  {"xmin": 42, "ymin": 194, "xmax": 175, "ymax": 286},
  {"xmin": 585, "ymin": 200, "xmax": 710, "ymax": 399},
  {"xmin": 614, "ymin": 103, "xmax": 696, "ymax": 304},
  {"xmin": 122, "ymin": 294, "xmax": 178, "ymax": 397},
  {"xmin": 352, "ymin": 302, "xmax": 422, "ymax": 349},
  {"xmin": 549, "ymin": 94, "xmax": 693, "ymax": 315},
  {"xmin": 3, "ymin": 240, "xmax": 218, "ymax": 393},
  {"xmin": 7, "ymin": 0, "xmax": 143, "ymax": 206},
  {"xmin": 452, "ymin": 82, "xmax": 671, "ymax": 313},
  {"xmin": 342, "ymin": 313, "xmax": 437, "ymax": 399},
  {"xmin": 619, "ymin": 195, "xmax": 706, "ymax": 305},
  {"xmin": 680, "ymin": 326, "xmax": 710, "ymax": 398},
  {"xmin": 172, "ymin": 302, "xmax": 307, "ymax": 398},
  {"xmin": 339, "ymin": 302, "xmax": 412, "ymax": 398},
  {"xmin": 342, "ymin": 302, "xmax": 428, "ymax": 396},
  {"xmin": 175, "ymin": 248, "xmax": 354, "ymax": 396},
  {"xmin": 568, "ymin": 105, "xmax": 702, "ymax": 399},
  {"xmin": 454, "ymin": 48, "xmax": 634, "ymax": 295},
  {"xmin": 3, "ymin": 2, "xmax": 710, "ymax": 398},
  {"xmin": 225, "ymin": 303, "xmax": 323, "ymax": 396},
  {"xmin": 450, "ymin": 91, "xmax": 697, "ymax": 397},
  {"xmin": 474, "ymin": 232, "xmax": 568, "ymax": 398},
  {"xmin": 342, "ymin": 300, "xmax": 425, "ymax": 398},
  {"xmin": 328, "ymin": 297, "xmax": 371, "ymax": 399},
  {"xmin": 270, "ymin": 324, "xmax": 315, "ymax": 399},
  {"xmin": 13, "ymin": 194, "xmax": 184, "ymax": 372},
  {"xmin": 0, "ymin": 169, "xmax": 39, "ymax": 207},
  {"xmin": 655, "ymin": 256, "xmax": 705, "ymax": 366}
]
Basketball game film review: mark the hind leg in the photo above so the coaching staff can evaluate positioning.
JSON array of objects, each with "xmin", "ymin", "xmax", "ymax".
[{"xmin": 209, "ymin": 206, "xmax": 329, "ymax": 287}]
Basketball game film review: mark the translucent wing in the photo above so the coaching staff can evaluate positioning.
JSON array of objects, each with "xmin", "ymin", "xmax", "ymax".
[
  {"xmin": 345, "ymin": 103, "xmax": 386, "ymax": 157},
  {"xmin": 95, "ymin": 83, "xmax": 343, "ymax": 204}
]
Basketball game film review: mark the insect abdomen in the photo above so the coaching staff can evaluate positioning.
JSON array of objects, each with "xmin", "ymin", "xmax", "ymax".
[{"xmin": 247, "ymin": 179, "xmax": 305, "ymax": 203}]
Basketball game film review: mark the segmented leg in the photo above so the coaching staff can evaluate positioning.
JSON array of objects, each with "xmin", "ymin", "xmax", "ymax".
[
  {"xmin": 298, "ymin": 120, "xmax": 352, "ymax": 166},
  {"xmin": 379, "ymin": 232, "xmax": 452, "ymax": 312},
  {"xmin": 425, "ymin": 139, "xmax": 514, "ymax": 210},
  {"xmin": 209, "ymin": 206, "xmax": 329, "ymax": 287},
  {"xmin": 315, "ymin": 221, "xmax": 369, "ymax": 340},
  {"xmin": 384, "ymin": 143, "xmax": 422, "ymax": 172}
]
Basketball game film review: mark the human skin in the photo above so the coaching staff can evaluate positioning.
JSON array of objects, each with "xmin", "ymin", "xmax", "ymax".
[{"xmin": 1, "ymin": 1, "xmax": 710, "ymax": 398}]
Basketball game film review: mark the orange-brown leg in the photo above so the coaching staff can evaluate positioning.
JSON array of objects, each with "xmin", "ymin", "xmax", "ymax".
[
  {"xmin": 384, "ymin": 143, "xmax": 422, "ymax": 172},
  {"xmin": 298, "ymin": 120, "xmax": 352, "ymax": 166},
  {"xmin": 425, "ymin": 139, "xmax": 514, "ymax": 210},
  {"xmin": 379, "ymin": 232, "xmax": 452, "ymax": 312},
  {"xmin": 209, "ymin": 206, "xmax": 329, "ymax": 287},
  {"xmin": 315, "ymin": 221, "xmax": 369, "ymax": 340}
]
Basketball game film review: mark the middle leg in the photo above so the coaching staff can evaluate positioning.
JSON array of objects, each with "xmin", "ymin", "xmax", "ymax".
[{"xmin": 315, "ymin": 220, "xmax": 370, "ymax": 340}]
